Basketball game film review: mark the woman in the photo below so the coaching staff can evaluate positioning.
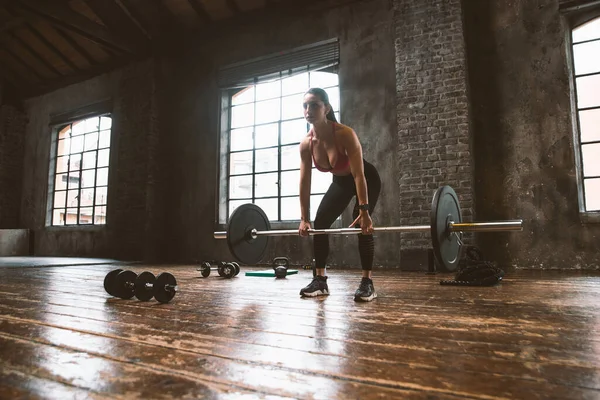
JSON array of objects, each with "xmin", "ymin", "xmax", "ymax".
[{"xmin": 298, "ymin": 87, "xmax": 382, "ymax": 302}]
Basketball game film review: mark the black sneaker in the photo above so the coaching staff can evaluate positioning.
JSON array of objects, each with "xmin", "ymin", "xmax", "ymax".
[
  {"xmin": 300, "ymin": 275, "xmax": 329, "ymax": 297},
  {"xmin": 354, "ymin": 278, "xmax": 377, "ymax": 302}
]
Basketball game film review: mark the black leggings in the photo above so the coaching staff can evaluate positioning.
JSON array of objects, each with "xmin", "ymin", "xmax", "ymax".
[{"xmin": 313, "ymin": 160, "xmax": 382, "ymax": 271}]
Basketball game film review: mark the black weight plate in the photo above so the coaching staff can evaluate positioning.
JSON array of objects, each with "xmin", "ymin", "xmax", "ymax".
[
  {"xmin": 134, "ymin": 271, "xmax": 156, "ymax": 301},
  {"xmin": 222, "ymin": 263, "xmax": 235, "ymax": 279},
  {"xmin": 155, "ymin": 272, "xmax": 177, "ymax": 304},
  {"xmin": 231, "ymin": 262, "xmax": 240, "ymax": 276},
  {"xmin": 200, "ymin": 262, "xmax": 211, "ymax": 278},
  {"xmin": 430, "ymin": 185, "xmax": 462, "ymax": 272},
  {"xmin": 115, "ymin": 270, "xmax": 137, "ymax": 299},
  {"xmin": 227, "ymin": 203, "xmax": 271, "ymax": 265},
  {"xmin": 103, "ymin": 269, "xmax": 123, "ymax": 297}
]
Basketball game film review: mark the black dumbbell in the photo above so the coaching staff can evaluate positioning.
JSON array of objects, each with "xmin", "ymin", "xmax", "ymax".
[
  {"xmin": 104, "ymin": 269, "xmax": 138, "ymax": 299},
  {"xmin": 134, "ymin": 271, "xmax": 178, "ymax": 303},
  {"xmin": 198, "ymin": 261, "xmax": 240, "ymax": 278},
  {"xmin": 273, "ymin": 257, "xmax": 290, "ymax": 279}
]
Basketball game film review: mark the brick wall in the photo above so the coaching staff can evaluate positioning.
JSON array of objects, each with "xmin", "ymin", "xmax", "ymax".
[
  {"xmin": 0, "ymin": 104, "xmax": 26, "ymax": 228},
  {"xmin": 393, "ymin": 0, "xmax": 473, "ymax": 250}
]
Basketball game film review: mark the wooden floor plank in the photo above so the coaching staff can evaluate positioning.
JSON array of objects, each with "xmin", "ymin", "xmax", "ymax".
[{"xmin": 1, "ymin": 265, "xmax": 600, "ymax": 399}]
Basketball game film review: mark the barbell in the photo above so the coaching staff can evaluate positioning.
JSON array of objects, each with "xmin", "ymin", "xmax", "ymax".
[{"xmin": 213, "ymin": 185, "xmax": 523, "ymax": 272}]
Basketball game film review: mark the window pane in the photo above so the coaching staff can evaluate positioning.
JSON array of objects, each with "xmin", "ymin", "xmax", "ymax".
[
  {"xmin": 65, "ymin": 208, "xmax": 77, "ymax": 224},
  {"xmin": 230, "ymin": 151, "xmax": 253, "ymax": 175},
  {"xmin": 256, "ymin": 80, "xmax": 280, "ymax": 101},
  {"xmin": 231, "ymin": 103, "xmax": 254, "ymax": 128},
  {"xmin": 311, "ymin": 169, "xmax": 333, "ymax": 194},
  {"xmin": 579, "ymin": 109, "xmax": 600, "ymax": 143},
  {"xmin": 58, "ymin": 125, "xmax": 71, "ymax": 140},
  {"xmin": 99, "ymin": 130, "xmax": 111, "ymax": 148},
  {"xmin": 232, "ymin": 86, "xmax": 255, "ymax": 106},
  {"xmin": 230, "ymin": 127, "xmax": 253, "ymax": 151},
  {"xmin": 96, "ymin": 168, "xmax": 109, "ymax": 186},
  {"xmin": 72, "ymin": 121, "xmax": 85, "ymax": 136},
  {"xmin": 95, "ymin": 206, "xmax": 107, "ymax": 224},
  {"xmin": 80, "ymin": 188, "xmax": 94, "ymax": 207},
  {"xmin": 255, "ymin": 148, "xmax": 278, "ymax": 173},
  {"xmin": 255, "ymin": 172, "xmax": 278, "ymax": 197},
  {"xmin": 280, "ymin": 170, "xmax": 300, "ymax": 196},
  {"xmin": 81, "ymin": 169, "xmax": 95, "ymax": 188},
  {"xmin": 230, "ymin": 175, "xmax": 253, "ymax": 199},
  {"xmin": 98, "ymin": 149, "xmax": 110, "ymax": 168},
  {"xmin": 68, "ymin": 154, "xmax": 81, "ymax": 171},
  {"xmin": 96, "ymin": 186, "xmax": 108, "ymax": 205},
  {"xmin": 255, "ymin": 123, "xmax": 278, "ymax": 148},
  {"xmin": 282, "ymin": 93, "xmax": 304, "ymax": 120},
  {"xmin": 327, "ymin": 86, "xmax": 340, "ymax": 112},
  {"xmin": 84, "ymin": 132, "xmax": 98, "ymax": 151},
  {"xmin": 53, "ymin": 191, "xmax": 66, "ymax": 209},
  {"xmin": 335, "ymin": 111, "xmax": 340, "ymax": 122},
  {"xmin": 573, "ymin": 18, "xmax": 600, "ymax": 44},
  {"xmin": 67, "ymin": 190, "xmax": 79, "ymax": 207},
  {"xmin": 573, "ymin": 41, "xmax": 600, "ymax": 75},
  {"xmin": 79, "ymin": 207, "xmax": 93, "ymax": 224},
  {"xmin": 310, "ymin": 71, "xmax": 339, "ymax": 89},
  {"xmin": 55, "ymin": 173, "xmax": 67, "ymax": 190},
  {"xmin": 255, "ymin": 198, "xmax": 278, "ymax": 220},
  {"xmin": 56, "ymin": 156, "xmax": 69, "ymax": 173},
  {"xmin": 281, "ymin": 144, "xmax": 301, "ymax": 170},
  {"xmin": 83, "ymin": 117, "xmax": 99, "ymax": 133},
  {"xmin": 82, "ymin": 151, "xmax": 96, "ymax": 170},
  {"xmin": 52, "ymin": 209, "xmax": 64, "ymax": 225},
  {"xmin": 256, "ymin": 98, "xmax": 281, "ymax": 124},
  {"xmin": 281, "ymin": 118, "xmax": 308, "ymax": 145},
  {"xmin": 68, "ymin": 173, "xmax": 80, "ymax": 189},
  {"xmin": 71, "ymin": 135, "xmax": 84, "ymax": 153},
  {"xmin": 282, "ymin": 73, "xmax": 308, "ymax": 96},
  {"xmin": 280, "ymin": 196, "xmax": 299, "ymax": 220},
  {"xmin": 310, "ymin": 194, "xmax": 324, "ymax": 221},
  {"xmin": 584, "ymin": 178, "xmax": 600, "ymax": 211},
  {"xmin": 100, "ymin": 116, "xmax": 112, "ymax": 130},
  {"xmin": 57, "ymin": 139, "xmax": 69, "ymax": 156},
  {"xmin": 582, "ymin": 143, "xmax": 600, "ymax": 177},
  {"xmin": 576, "ymin": 74, "xmax": 600, "ymax": 108},
  {"xmin": 229, "ymin": 200, "xmax": 249, "ymax": 218}
]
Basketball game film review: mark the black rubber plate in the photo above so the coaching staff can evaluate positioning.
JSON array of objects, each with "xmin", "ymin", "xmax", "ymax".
[
  {"xmin": 155, "ymin": 272, "xmax": 177, "ymax": 303},
  {"xmin": 134, "ymin": 271, "xmax": 156, "ymax": 301},
  {"xmin": 226, "ymin": 203, "xmax": 271, "ymax": 265},
  {"xmin": 103, "ymin": 269, "xmax": 123, "ymax": 297},
  {"xmin": 115, "ymin": 270, "xmax": 137, "ymax": 299},
  {"xmin": 430, "ymin": 185, "xmax": 462, "ymax": 272}
]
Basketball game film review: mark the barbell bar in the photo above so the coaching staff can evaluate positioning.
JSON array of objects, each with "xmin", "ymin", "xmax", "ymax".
[{"xmin": 213, "ymin": 185, "xmax": 524, "ymax": 272}]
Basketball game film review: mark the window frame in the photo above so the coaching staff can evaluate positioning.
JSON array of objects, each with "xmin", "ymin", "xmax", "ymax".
[
  {"xmin": 216, "ymin": 68, "xmax": 342, "ymax": 230},
  {"xmin": 45, "ymin": 111, "xmax": 112, "ymax": 228},
  {"xmin": 566, "ymin": 12, "xmax": 600, "ymax": 222}
]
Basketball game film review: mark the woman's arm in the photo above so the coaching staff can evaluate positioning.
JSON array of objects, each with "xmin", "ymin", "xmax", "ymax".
[{"xmin": 299, "ymin": 138, "xmax": 313, "ymax": 222}]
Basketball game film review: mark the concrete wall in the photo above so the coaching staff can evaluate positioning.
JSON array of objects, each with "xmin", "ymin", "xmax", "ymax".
[
  {"xmin": 21, "ymin": 60, "xmax": 165, "ymax": 260},
  {"xmin": 0, "ymin": 229, "xmax": 30, "ymax": 256},
  {"xmin": 462, "ymin": 0, "xmax": 600, "ymax": 269}
]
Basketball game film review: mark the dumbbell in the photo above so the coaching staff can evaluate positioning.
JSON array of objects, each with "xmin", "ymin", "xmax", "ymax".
[
  {"xmin": 273, "ymin": 257, "xmax": 290, "ymax": 279},
  {"xmin": 134, "ymin": 271, "xmax": 178, "ymax": 303},
  {"xmin": 197, "ymin": 261, "xmax": 240, "ymax": 278},
  {"xmin": 104, "ymin": 269, "xmax": 138, "ymax": 299}
]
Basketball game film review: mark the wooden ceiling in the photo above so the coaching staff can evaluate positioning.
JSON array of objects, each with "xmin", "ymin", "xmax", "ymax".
[{"xmin": 0, "ymin": 0, "xmax": 345, "ymax": 99}]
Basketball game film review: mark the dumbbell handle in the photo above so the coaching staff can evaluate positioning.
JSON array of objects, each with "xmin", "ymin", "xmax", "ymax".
[{"xmin": 144, "ymin": 283, "xmax": 178, "ymax": 292}]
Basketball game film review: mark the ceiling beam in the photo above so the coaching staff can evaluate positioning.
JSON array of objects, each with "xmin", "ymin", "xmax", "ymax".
[
  {"xmin": 84, "ymin": 0, "xmax": 150, "ymax": 54},
  {"xmin": 10, "ymin": 0, "xmax": 132, "ymax": 54},
  {"xmin": 0, "ymin": 17, "xmax": 25, "ymax": 34},
  {"xmin": 7, "ymin": 30, "xmax": 63, "ymax": 77},
  {"xmin": 53, "ymin": 27, "xmax": 99, "ymax": 67},
  {"xmin": 25, "ymin": 22, "xmax": 80, "ymax": 72},
  {"xmin": 186, "ymin": 0, "xmax": 212, "ymax": 24},
  {"xmin": 0, "ymin": 43, "xmax": 44, "ymax": 81}
]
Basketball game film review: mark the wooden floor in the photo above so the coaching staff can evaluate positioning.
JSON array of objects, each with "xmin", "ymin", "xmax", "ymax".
[{"xmin": 0, "ymin": 263, "xmax": 599, "ymax": 400}]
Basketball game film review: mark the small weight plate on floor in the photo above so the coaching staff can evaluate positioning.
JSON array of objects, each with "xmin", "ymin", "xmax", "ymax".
[
  {"xmin": 222, "ymin": 263, "xmax": 236, "ymax": 279},
  {"xmin": 430, "ymin": 185, "xmax": 462, "ymax": 272},
  {"xmin": 155, "ymin": 272, "xmax": 177, "ymax": 304},
  {"xmin": 226, "ymin": 203, "xmax": 271, "ymax": 265},
  {"xmin": 199, "ymin": 262, "xmax": 211, "ymax": 278},
  {"xmin": 231, "ymin": 262, "xmax": 240, "ymax": 276},
  {"xmin": 134, "ymin": 271, "xmax": 156, "ymax": 301},
  {"xmin": 115, "ymin": 270, "xmax": 137, "ymax": 300},
  {"xmin": 104, "ymin": 269, "xmax": 123, "ymax": 297}
]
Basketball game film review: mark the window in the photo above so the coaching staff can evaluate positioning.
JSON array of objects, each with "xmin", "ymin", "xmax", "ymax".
[
  {"xmin": 221, "ymin": 70, "xmax": 340, "ymax": 222},
  {"xmin": 571, "ymin": 16, "xmax": 600, "ymax": 213},
  {"xmin": 49, "ymin": 115, "xmax": 111, "ymax": 225}
]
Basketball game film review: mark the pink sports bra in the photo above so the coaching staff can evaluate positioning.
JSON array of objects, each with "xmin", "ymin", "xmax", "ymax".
[{"xmin": 309, "ymin": 122, "xmax": 350, "ymax": 173}]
